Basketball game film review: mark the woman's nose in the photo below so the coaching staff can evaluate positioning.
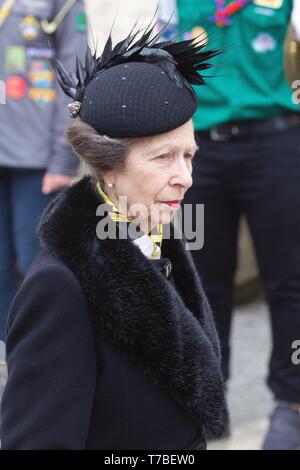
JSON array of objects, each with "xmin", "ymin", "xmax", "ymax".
[{"xmin": 170, "ymin": 159, "xmax": 193, "ymax": 189}]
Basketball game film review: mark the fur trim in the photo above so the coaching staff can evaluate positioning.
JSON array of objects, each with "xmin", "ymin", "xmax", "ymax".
[{"xmin": 38, "ymin": 176, "xmax": 228, "ymax": 436}]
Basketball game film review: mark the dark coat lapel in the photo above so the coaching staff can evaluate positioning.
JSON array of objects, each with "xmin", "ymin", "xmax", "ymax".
[{"xmin": 38, "ymin": 176, "xmax": 228, "ymax": 436}]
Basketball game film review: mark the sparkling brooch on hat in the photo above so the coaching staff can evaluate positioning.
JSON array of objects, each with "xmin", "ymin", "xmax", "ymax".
[{"xmin": 68, "ymin": 101, "xmax": 81, "ymax": 118}]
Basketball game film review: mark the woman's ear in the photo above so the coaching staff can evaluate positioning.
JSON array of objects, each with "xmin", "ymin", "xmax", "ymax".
[{"xmin": 101, "ymin": 172, "xmax": 115, "ymax": 190}]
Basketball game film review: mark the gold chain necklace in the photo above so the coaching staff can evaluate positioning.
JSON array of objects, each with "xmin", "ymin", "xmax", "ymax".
[{"xmin": 96, "ymin": 182, "xmax": 163, "ymax": 259}]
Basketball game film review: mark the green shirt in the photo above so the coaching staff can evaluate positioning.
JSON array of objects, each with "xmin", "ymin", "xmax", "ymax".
[{"xmin": 175, "ymin": 0, "xmax": 300, "ymax": 131}]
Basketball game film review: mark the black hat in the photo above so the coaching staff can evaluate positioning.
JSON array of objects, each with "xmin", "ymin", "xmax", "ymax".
[{"xmin": 56, "ymin": 17, "xmax": 219, "ymax": 138}]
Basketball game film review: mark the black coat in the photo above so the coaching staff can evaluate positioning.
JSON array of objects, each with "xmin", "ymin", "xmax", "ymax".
[{"xmin": 1, "ymin": 176, "xmax": 228, "ymax": 450}]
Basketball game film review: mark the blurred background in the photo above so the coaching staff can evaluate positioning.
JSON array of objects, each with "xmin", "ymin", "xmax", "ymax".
[{"xmin": 84, "ymin": 0, "xmax": 299, "ymax": 303}]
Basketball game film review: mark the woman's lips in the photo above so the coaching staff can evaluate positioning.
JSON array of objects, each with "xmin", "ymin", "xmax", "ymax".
[{"xmin": 160, "ymin": 200, "xmax": 182, "ymax": 209}]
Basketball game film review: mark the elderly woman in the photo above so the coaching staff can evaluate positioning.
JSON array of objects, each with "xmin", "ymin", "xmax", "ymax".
[{"xmin": 0, "ymin": 20, "xmax": 228, "ymax": 450}]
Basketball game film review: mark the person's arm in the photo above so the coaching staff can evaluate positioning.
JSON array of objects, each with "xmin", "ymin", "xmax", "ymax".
[
  {"xmin": 47, "ymin": 0, "xmax": 88, "ymax": 178},
  {"xmin": 1, "ymin": 260, "xmax": 96, "ymax": 450},
  {"xmin": 292, "ymin": 0, "xmax": 300, "ymax": 41}
]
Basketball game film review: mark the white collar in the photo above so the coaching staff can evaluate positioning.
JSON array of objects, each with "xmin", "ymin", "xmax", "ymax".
[{"xmin": 133, "ymin": 234, "xmax": 161, "ymax": 259}]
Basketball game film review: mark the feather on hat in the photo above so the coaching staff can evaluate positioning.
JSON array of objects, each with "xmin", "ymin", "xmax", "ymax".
[{"xmin": 56, "ymin": 15, "xmax": 221, "ymax": 137}]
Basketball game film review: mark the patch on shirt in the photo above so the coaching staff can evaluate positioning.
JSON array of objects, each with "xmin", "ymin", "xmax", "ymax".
[
  {"xmin": 254, "ymin": 6, "xmax": 275, "ymax": 16},
  {"xmin": 27, "ymin": 47, "xmax": 55, "ymax": 60},
  {"xmin": 20, "ymin": 15, "xmax": 40, "ymax": 41},
  {"xmin": 5, "ymin": 46, "xmax": 26, "ymax": 73},
  {"xmin": 29, "ymin": 87, "xmax": 57, "ymax": 104},
  {"xmin": 16, "ymin": 0, "xmax": 51, "ymax": 17},
  {"xmin": 6, "ymin": 76, "xmax": 27, "ymax": 100},
  {"xmin": 28, "ymin": 60, "xmax": 54, "ymax": 88},
  {"xmin": 253, "ymin": 0, "xmax": 283, "ymax": 9},
  {"xmin": 182, "ymin": 26, "xmax": 208, "ymax": 46},
  {"xmin": 75, "ymin": 11, "xmax": 87, "ymax": 33},
  {"xmin": 252, "ymin": 33, "xmax": 277, "ymax": 53}
]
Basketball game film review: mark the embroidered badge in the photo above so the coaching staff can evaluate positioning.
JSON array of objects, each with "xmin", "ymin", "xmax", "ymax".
[
  {"xmin": 75, "ymin": 11, "xmax": 87, "ymax": 33},
  {"xmin": 6, "ymin": 75, "xmax": 27, "ymax": 100},
  {"xmin": 27, "ymin": 47, "xmax": 55, "ymax": 60},
  {"xmin": 5, "ymin": 46, "xmax": 26, "ymax": 72},
  {"xmin": 209, "ymin": 0, "xmax": 252, "ymax": 27},
  {"xmin": 20, "ymin": 15, "xmax": 40, "ymax": 41},
  {"xmin": 182, "ymin": 26, "xmax": 208, "ymax": 46},
  {"xmin": 252, "ymin": 32, "xmax": 277, "ymax": 53},
  {"xmin": 253, "ymin": 0, "xmax": 283, "ymax": 8},
  {"xmin": 28, "ymin": 87, "xmax": 56, "ymax": 104},
  {"xmin": 16, "ymin": 0, "xmax": 50, "ymax": 16},
  {"xmin": 28, "ymin": 60, "xmax": 54, "ymax": 89},
  {"xmin": 254, "ymin": 6, "xmax": 275, "ymax": 16}
]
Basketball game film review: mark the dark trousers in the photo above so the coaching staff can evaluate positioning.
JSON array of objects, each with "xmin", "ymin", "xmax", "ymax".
[
  {"xmin": 184, "ymin": 126, "xmax": 300, "ymax": 403},
  {"xmin": 0, "ymin": 167, "xmax": 57, "ymax": 341}
]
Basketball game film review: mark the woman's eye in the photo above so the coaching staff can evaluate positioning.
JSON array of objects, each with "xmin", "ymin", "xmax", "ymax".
[
  {"xmin": 184, "ymin": 153, "xmax": 194, "ymax": 160},
  {"xmin": 156, "ymin": 153, "xmax": 171, "ymax": 160}
]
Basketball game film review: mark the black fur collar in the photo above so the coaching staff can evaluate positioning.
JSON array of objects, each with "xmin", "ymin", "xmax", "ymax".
[{"xmin": 38, "ymin": 176, "xmax": 228, "ymax": 436}]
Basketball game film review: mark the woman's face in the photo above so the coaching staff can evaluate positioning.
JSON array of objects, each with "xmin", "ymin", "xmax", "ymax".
[{"xmin": 104, "ymin": 119, "xmax": 198, "ymax": 233}]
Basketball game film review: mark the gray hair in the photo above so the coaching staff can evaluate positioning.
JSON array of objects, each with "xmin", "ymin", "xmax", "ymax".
[{"xmin": 64, "ymin": 117, "xmax": 133, "ymax": 185}]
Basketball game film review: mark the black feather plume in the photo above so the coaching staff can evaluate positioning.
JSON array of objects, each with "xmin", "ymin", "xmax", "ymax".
[{"xmin": 56, "ymin": 16, "xmax": 221, "ymax": 102}]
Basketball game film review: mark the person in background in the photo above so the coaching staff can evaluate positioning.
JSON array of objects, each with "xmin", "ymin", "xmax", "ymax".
[
  {"xmin": 159, "ymin": 0, "xmax": 300, "ymax": 450},
  {"xmin": 0, "ymin": 0, "xmax": 87, "ymax": 350}
]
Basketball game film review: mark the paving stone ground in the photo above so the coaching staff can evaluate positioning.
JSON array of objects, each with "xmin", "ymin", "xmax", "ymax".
[{"xmin": 208, "ymin": 301, "xmax": 273, "ymax": 450}]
